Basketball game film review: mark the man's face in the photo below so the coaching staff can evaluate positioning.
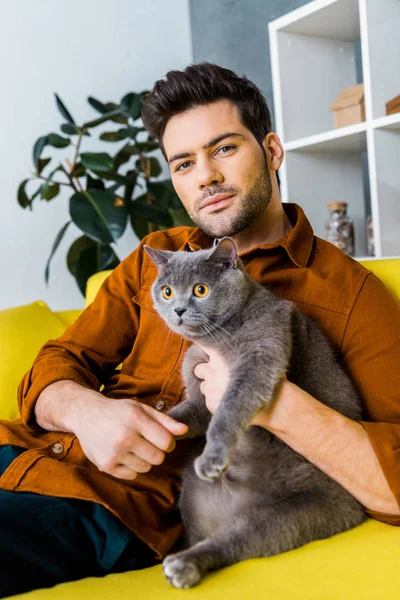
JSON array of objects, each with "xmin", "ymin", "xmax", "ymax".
[{"xmin": 163, "ymin": 99, "xmax": 273, "ymax": 239}]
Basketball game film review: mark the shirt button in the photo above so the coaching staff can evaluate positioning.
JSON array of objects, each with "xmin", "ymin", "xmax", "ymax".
[
  {"xmin": 52, "ymin": 443, "xmax": 64, "ymax": 454},
  {"xmin": 155, "ymin": 400, "xmax": 165, "ymax": 411}
]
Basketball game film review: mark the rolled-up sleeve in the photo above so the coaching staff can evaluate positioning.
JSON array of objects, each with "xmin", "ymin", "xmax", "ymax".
[
  {"xmin": 341, "ymin": 272, "xmax": 400, "ymax": 523},
  {"xmin": 17, "ymin": 239, "xmax": 147, "ymax": 430}
]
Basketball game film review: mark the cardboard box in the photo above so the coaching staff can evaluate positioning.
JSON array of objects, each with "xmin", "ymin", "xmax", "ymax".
[
  {"xmin": 386, "ymin": 93, "xmax": 400, "ymax": 116},
  {"xmin": 329, "ymin": 83, "xmax": 365, "ymax": 128}
]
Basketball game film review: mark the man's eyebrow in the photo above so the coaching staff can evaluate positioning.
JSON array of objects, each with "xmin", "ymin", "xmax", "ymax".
[{"xmin": 167, "ymin": 132, "xmax": 246, "ymax": 165}]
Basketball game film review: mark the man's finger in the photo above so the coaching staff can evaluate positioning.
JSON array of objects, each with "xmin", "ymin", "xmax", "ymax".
[{"xmin": 194, "ymin": 362, "xmax": 208, "ymax": 379}]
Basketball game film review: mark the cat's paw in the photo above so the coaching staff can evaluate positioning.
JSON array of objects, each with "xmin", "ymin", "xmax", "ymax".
[
  {"xmin": 194, "ymin": 448, "xmax": 230, "ymax": 481},
  {"xmin": 163, "ymin": 553, "xmax": 202, "ymax": 589}
]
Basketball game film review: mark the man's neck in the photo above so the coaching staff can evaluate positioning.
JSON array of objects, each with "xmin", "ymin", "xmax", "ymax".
[{"xmin": 231, "ymin": 199, "xmax": 293, "ymax": 256}]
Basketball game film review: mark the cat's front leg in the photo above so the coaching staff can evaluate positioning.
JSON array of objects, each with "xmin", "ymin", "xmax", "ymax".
[
  {"xmin": 195, "ymin": 348, "xmax": 289, "ymax": 481},
  {"xmin": 167, "ymin": 344, "xmax": 212, "ymax": 439}
]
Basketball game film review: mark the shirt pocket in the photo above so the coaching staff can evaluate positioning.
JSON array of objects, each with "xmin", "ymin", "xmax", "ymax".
[{"xmin": 130, "ymin": 286, "xmax": 185, "ymax": 383}]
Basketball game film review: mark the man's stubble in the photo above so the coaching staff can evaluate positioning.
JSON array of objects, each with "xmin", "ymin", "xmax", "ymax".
[{"xmin": 186, "ymin": 154, "xmax": 273, "ymax": 239}]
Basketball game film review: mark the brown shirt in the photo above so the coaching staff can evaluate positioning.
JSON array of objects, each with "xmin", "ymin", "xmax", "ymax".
[{"xmin": 1, "ymin": 203, "xmax": 400, "ymax": 559}]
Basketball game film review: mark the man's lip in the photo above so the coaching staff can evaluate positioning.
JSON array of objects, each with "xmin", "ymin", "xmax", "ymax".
[{"xmin": 200, "ymin": 193, "xmax": 235, "ymax": 209}]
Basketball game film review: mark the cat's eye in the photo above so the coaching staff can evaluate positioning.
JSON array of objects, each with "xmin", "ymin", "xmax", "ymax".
[
  {"xmin": 193, "ymin": 284, "xmax": 209, "ymax": 298},
  {"xmin": 161, "ymin": 286, "xmax": 174, "ymax": 300}
]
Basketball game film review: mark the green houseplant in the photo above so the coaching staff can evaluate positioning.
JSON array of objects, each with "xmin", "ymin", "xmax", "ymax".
[{"xmin": 17, "ymin": 91, "xmax": 192, "ymax": 296}]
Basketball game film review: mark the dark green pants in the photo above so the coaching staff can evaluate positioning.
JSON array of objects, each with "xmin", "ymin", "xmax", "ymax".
[{"xmin": 0, "ymin": 446, "xmax": 157, "ymax": 598}]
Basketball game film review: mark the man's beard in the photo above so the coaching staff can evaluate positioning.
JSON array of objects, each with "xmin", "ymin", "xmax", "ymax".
[{"xmin": 187, "ymin": 161, "xmax": 273, "ymax": 239}]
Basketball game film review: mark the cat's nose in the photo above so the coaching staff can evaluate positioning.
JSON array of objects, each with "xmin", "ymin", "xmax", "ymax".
[{"xmin": 174, "ymin": 307, "xmax": 187, "ymax": 317}]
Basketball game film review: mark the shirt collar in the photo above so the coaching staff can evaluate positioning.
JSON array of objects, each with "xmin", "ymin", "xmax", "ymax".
[{"xmin": 179, "ymin": 203, "xmax": 314, "ymax": 268}]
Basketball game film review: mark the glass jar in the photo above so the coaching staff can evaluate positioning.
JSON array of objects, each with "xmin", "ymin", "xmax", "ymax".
[
  {"xmin": 325, "ymin": 202, "xmax": 355, "ymax": 256},
  {"xmin": 367, "ymin": 215, "xmax": 375, "ymax": 256}
]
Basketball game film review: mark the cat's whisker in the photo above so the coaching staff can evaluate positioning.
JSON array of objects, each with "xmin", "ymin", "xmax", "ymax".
[
  {"xmin": 202, "ymin": 319, "xmax": 232, "ymax": 346},
  {"xmin": 203, "ymin": 322, "xmax": 225, "ymax": 347},
  {"xmin": 202, "ymin": 315, "xmax": 234, "ymax": 340},
  {"xmin": 201, "ymin": 322, "xmax": 219, "ymax": 345}
]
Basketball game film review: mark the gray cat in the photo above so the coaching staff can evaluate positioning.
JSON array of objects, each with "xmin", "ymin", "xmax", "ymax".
[{"xmin": 144, "ymin": 237, "xmax": 366, "ymax": 589}]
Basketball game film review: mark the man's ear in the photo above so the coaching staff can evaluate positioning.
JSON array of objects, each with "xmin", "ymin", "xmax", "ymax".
[
  {"xmin": 144, "ymin": 246, "xmax": 173, "ymax": 270},
  {"xmin": 207, "ymin": 237, "xmax": 238, "ymax": 268}
]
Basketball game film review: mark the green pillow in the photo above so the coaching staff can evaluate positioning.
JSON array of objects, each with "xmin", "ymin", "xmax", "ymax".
[{"xmin": 0, "ymin": 301, "xmax": 66, "ymax": 422}]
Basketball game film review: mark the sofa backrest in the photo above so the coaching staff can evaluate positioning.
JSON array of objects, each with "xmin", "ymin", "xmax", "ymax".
[{"xmin": 84, "ymin": 259, "xmax": 400, "ymax": 305}]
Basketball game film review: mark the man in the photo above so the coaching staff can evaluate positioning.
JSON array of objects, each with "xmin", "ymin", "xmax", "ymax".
[{"xmin": 1, "ymin": 62, "xmax": 400, "ymax": 596}]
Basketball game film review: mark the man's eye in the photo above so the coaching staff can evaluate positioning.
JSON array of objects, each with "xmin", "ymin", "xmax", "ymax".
[
  {"xmin": 218, "ymin": 145, "xmax": 235, "ymax": 154},
  {"xmin": 176, "ymin": 161, "xmax": 192, "ymax": 172},
  {"xmin": 176, "ymin": 146, "xmax": 236, "ymax": 172}
]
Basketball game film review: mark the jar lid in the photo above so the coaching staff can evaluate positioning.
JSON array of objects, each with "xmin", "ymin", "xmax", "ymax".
[{"xmin": 327, "ymin": 201, "xmax": 347, "ymax": 210}]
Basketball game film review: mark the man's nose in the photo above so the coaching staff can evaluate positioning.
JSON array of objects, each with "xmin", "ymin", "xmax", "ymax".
[
  {"xmin": 174, "ymin": 307, "xmax": 187, "ymax": 317},
  {"xmin": 196, "ymin": 160, "xmax": 224, "ymax": 189}
]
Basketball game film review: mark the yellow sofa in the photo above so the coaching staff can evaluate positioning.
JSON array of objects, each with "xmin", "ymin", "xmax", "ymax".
[{"xmin": 1, "ymin": 258, "xmax": 400, "ymax": 599}]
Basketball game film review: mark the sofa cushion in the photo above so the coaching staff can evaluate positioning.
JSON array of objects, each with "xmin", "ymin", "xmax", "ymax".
[
  {"xmin": 85, "ymin": 270, "xmax": 113, "ymax": 307},
  {"xmin": 12, "ymin": 519, "xmax": 400, "ymax": 599},
  {"xmin": 0, "ymin": 301, "xmax": 66, "ymax": 421}
]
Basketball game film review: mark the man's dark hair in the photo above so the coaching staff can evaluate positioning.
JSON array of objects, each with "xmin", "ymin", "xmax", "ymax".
[{"xmin": 141, "ymin": 62, "xmax": 277, "ymax": 178}]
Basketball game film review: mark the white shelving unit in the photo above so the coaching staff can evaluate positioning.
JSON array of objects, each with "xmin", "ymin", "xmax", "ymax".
[{"xmin": 269, "ymin": 0, "xmax": 400, "ymax": 260}]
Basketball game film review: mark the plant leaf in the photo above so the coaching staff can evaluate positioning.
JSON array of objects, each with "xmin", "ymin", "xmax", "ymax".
[
  {"xmin": 17, "ymin": 179, "xmax": 32, "ymax": 209},
  {"xmin": 69, "ymin": 189, "xmax": 128, "ymax": 243},
  {"xmin": 61, "ymin": 123, "xmax": 91, "ymax": 137},
  {"xmin": 45, "ymin": 221, "xmax": 71, "ymax": 284},
  {"xmin": 83, "ymin": 110, "xmax": 122, "ymax": 129},
  {"xmin": 129, "ymin": 196, "xmax": 173, "ymax": 227},
  {"xmin": 41, "ymin": 182, "xmax": 60, "ymax": 201},
  {"xmin": 147, "ymin": 180, "xmax": 183, "ymax": 210},
  {"xmin": 87, "ymin": 96, "xmax": 110, "ymax": 114},
  {"xmin": 99, "ymin": 129, "xmax": 129, "ymax": 142},
  {"xmin": 130, "ymin": 214, "xmax": 149, "ymax": 239},
  {"xmin": 71, "ymin": 162, "xmax": 86, "ymax": 178},
  {"xmin": 136, "ymin": 156, "xmax": 161, "ymax": 177},
  {"xmin": 86, "ymin": 174, "xmax": 105, "ymax": 190},
  {"xmin": 67, "ymin": 235, "xmax": 120, "ymax": 296},
  {"xmin": 105, "ymin": 103, "xmax": 129, "ymax": 124},
  {"xmin": 36, "ymin": 157, "xmax": 52, "ymax": 175},
  {"xmin": 81, "ymin": 152, "xmax": 113, "ymax": 172},
  {"xmin": 169, "ymin": 208, "xmax": 195, "ymax": 228},
  {"xmin": 54, "ymin": 93, "xmax": 76, "ymax": 124},
  {"xmin": 90, "ymin": 169, "xmax": 138, "ymax": 186},
  {"xmin": 127, "ymin": 125, "xmax": 145, "ymax": 139},
  {"xmin": 113, "ymin": 143, "xmax": 141, "ymax": 170},
  {"xmin": 120, "ymin": 93, "xmax": 142, "ymax": 120},
  {"xmin": 32, "ymin": 136, "xmax": 48, "ymax": 169},
  {"xmin": 134, "ymin": 141, "xmax": 159, "ymax": 152},
  {"xmin": 47, "ymin": 133, "xmax": 71, "ymax": 148}
]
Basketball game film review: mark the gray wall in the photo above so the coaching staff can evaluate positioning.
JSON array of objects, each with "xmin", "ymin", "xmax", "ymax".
[{"xmin": 188, "ymin": 0, "xmax": 312, "ymax": 127}]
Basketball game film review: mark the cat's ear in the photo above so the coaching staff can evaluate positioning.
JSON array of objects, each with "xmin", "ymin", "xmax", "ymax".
[
  {"xmin": 208, "ymin": 237, "xmax": 238, "ymax": 268},
  {"xmin": 144, "ymin": 246, "xmax": 173, "ymax": 270}
]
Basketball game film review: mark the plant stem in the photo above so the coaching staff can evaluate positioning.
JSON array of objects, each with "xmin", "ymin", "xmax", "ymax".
[
  {"xmin": 34, "ymin": 174, "xmax": 70, "ymax": 187},
  {"xmin": 142, "ymin": 155, "xmax": 157, "ymax": 234},
  {"xmin": 59, "ymin": 164, "xmax": 78, "ymax": 192},
  {"xmin": 72, "ymin": 130, "xmax": 84, "ymax": 170}
]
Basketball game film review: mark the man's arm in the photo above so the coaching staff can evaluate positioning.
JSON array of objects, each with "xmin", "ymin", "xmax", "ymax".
[
  {"xmin": 194, "ymin": 342, "xmax": 400, "ymax": 519},
  {"xmin": 34, "ymin": 380, "xmax": 105, "ymax": 432},
  {"xmin": 252, "ymin": 380, "xmax": 400, "ymax": 515},
  {"xmin": 17, "ymin": 239, "xmax": 146, "ymax": 430}
]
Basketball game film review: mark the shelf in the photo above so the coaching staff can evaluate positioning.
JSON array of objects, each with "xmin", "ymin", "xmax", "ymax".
[
  {"xmin": 269, "ymin": 0, "xmax": 360, "ymax": 42},
  {"xmin": 269, "ymin": 0, "xmax": 400, "ymax": 259},
  {"xmin": 372, "ymin": 112, "xmax": 400, "ymax": 131},
  {"xmin": 285, "ymin": 123, "xmax": 367, "ymax": 153}
]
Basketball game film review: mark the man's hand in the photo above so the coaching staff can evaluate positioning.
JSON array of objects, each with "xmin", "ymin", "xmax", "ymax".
[
  {"xmin": 193, "ymin": 345, "xmax": 232, "ymax": 414},
  {"xmin": 73, "ymin": 397, "xmax": 189, "ymax": 480},
  {"xmin": 193, "ymin": 344, "xmax": 288, "ymax": 427},
  {"xmin": 36, "ymin": 381, "xmax": 188, "ymax": 481}
]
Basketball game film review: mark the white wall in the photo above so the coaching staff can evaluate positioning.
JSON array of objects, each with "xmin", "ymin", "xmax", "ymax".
[{"xmin": 0, "ymin": 0, "xmax": 192, "ymax": 311}]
